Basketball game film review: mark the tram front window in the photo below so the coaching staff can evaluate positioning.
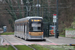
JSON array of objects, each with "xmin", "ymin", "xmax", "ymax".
[{"xmin": 30, "ymin": 23, "xmax": 42, "ymax": 31}]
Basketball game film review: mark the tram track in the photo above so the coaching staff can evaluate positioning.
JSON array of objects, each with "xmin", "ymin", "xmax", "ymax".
[
  {"xmin": 1, "ymin": 36, "xmax": 18, "ymax": 50},
  {"xmin": 2, "ymin": 35, "xmax": 57, "ymax": 45},
  {"xmin": 1, "ymin": 35, "xmax": 36, "ymax": 50},
  {"xmin": 13, "ymin": 36, "xmax": 36, "ymax": 50},
  {"xmin": 1, "ymin": 35, "xmax": 58, "ymax": 50}
]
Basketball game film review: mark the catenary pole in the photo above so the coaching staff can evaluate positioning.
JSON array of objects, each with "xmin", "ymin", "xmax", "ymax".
[
  {"xmin": 37, "ymin": 0, "xmax": 39, "ymax": 16},
  {"xmin": 55, "ymin": 0, "xmax": 59, "ymax": 38}
]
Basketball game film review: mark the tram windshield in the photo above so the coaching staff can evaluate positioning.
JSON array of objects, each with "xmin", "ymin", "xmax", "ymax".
[
  {"xmin": 29, "ymin": 18, "xmax": 43, "ymax": 32},
  {"xmin": 32, "ymin": 22, "xmax": 41, "ymax": 31}
]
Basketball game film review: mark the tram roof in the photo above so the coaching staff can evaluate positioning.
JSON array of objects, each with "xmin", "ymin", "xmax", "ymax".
[{"xmin": 15, "ymin": 16, "xmax": 43, "ymax": 22}]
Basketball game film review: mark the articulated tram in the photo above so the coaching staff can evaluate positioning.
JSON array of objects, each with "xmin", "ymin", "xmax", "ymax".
[{"xmin": 14, "ymin": 16, "xmax": 44, "ymax": 40}]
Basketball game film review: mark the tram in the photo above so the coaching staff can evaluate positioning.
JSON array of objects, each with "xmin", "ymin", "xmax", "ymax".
[{"xmin": 14, "ymin": 16, "xmax": 44, "ymax": 40}]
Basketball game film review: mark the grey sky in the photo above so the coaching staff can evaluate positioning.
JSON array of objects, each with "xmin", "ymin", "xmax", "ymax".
[{"xmin": 0, "ymin": 0, "xmax": 2, "ymax": 1}]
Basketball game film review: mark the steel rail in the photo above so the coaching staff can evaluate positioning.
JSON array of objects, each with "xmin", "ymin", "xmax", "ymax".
[
  {"xmin": 1, "ymin": 36, "xmax": 18, "ymax": 50},
  {"xmin": 14, "ymin": 37, "xmax": 36, "ymax": 50},
  {"xmin": 2, "ymin": 35, "xmax": 36, "ymax": 50}
]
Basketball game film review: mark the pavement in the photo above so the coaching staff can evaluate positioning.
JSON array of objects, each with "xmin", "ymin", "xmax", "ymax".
[
  {"xmin": 1, "ymin": 35, "xmax": 57, "ymax": 45},
  {"xmin": 45, "ymin": 36, "xmax": 75, "ymax": 45},
  {"xmin": 0, "ymin": 35, "xmax": 75, "ymax": 45}
]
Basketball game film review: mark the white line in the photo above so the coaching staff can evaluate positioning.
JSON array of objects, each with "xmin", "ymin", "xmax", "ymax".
[
  {"xmin": 45, "ymin": 38, "xmax": 69, "ymax": 45},
  {"xmin": 45, "ymin": 38, "xmax": 55, "ymax": 43}
]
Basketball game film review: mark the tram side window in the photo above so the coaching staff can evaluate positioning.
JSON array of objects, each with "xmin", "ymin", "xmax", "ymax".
[
  {"xmin": 21, "ymin": 24, "xmax": 24, "ymax": 32},
  {"xmin": 18, "ymin": 25, "xmax": 19, "ymax": 31},
  {"xmin": 20, "ymin": 24, "xmax": 22, "ymax": 32},
  {"xmin": 19, "ymin": 25, "xmax": 20, "ymax": 31},
  {"xmin": 17, "ymin": 25, "xmax": 19, "ymax": 31},
  {"xmin": 21, "ymin": 24, "xmax": 23, "ymax": 32},
  {"xmin": 17, "ymin": 25, "xmax": 18, "ymax": 31},
  {"xmin": 24, "ymin": 24, "xmax": 25, "ymax": 33},
  {"xmin": 15, "ymin": 25, "xmax": 17, "ymax": 31}
]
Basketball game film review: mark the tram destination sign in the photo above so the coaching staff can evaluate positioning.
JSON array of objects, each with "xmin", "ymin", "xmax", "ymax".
[{"xmin": 31, "ymin": 19, "xmax": 41, "ymax": 22}]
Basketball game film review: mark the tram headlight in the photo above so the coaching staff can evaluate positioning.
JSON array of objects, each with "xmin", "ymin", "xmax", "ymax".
[
  {"xmin": 31, "ymin": 20, "xmax": 33, "ymax": 22},
  {"xmin": 29, "ymin": 32, "xmax": 31, "ymax": 34},
  {"xmin": 42, "ymin": 32, "xmax": 43, "ymax": 34}
]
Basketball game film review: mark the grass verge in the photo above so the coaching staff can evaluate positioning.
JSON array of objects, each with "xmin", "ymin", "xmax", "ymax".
[
  {"xmin": 15, "ymin": 45, "xmax": 33, "ymax": 50},
  {"xmin": 71, "ymin": 37, "xmax": 75, "ymax": 39},
  {"xmin": 29, "ymin": 44, "xmax": 50, "ymax": 50},
  {"xmin": 59, "ymin": 34, "xmax": 65, "ymax": 37},
  {"xmin": 0, "ymin": 45, "xmax": 15, "ymax": 50},
  {"xmin": 30, "ymin": 44, "xmax": 75, "ymax": 50},
  {"xmin": 42, "ymin": 45, "xmax": 75, "ymax": 50},
  {"xmin": 0, "ymin": 45, "xmax": 75, "ymax": 50},
  {"xmin": 1, "ymin": 32, "xmax": 14, "ymax": 35}
]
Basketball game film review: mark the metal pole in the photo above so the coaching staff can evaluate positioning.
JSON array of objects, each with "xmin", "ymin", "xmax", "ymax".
[
  {"xmin": 37, "ymin": 0, "xmax": 39, "ymax": 16},
  {"xmin": 33, "ymin": 0, "xmax": 35, "ymax": 15},
  {"xmin": 54, "ymin": 22, "xmax": 56, "ymax": 35},
  {"xmin": 26, "ymin": 0, "xmax": 30, "ymax": 16},
  {"xmin": 55, "ymin": 0, "xmax": 59, "ymax": 38},
  {"xmin": 26, "ymin": 6, "xmax": 29, "ymax": 16}
]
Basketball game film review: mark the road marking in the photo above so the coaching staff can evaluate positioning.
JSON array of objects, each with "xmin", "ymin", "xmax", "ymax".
[
  {"xmin": 45, "ymin": 38, "xmax": 58, "ymax": 45},
  {"xmin": 46, "ymin": 38, "xmax": 55, "ymax": 43}
]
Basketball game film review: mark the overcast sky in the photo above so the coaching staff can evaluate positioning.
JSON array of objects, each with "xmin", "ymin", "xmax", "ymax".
[{"xmin": 0, "ymin": 0, "xmax": 2, "ymax": 1}]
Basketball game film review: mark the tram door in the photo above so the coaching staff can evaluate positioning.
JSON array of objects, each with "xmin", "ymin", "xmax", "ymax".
[{"xmin": 43, "ymin": 22, "xmax": 49, "ymax": 37}]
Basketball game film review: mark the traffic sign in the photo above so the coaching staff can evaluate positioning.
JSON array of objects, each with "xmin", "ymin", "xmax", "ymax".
[{"xmin": 53, "ymin": 14, "xmax": 57, "ymax": 23}]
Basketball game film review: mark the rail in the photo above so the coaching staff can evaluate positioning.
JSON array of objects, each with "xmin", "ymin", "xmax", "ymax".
[
  {"xmin": 1, "ymin": 35, "xmax": 36, "ymax": 50},
  {"xmin": 26, "ymin": 45, "xmax": 36, "ymax": 50},
  {"xmin": 14, "ymin": 37, "xmax": 36, "ymax": 50},
  {"xmin": 0, "ymin": 36, "xmax": 18, "ymax": 50},
  {"xmin": 16, "ymin": 38, "xmax": 36, "ymax": 50}
]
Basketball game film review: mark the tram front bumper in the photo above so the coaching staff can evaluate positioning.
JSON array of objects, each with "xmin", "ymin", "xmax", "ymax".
[{"xmin": 26, "ymin": 38, "xmax": 46, "ymax": 41}]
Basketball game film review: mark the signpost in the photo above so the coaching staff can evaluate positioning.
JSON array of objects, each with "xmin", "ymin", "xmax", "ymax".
[
  {"xmin": 53, "ymin": 14, "xmax": 57, "ymax": 38},
  {"xmin": 53, "ymin": 14, "xmax": 57, "ymax": 23}
]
